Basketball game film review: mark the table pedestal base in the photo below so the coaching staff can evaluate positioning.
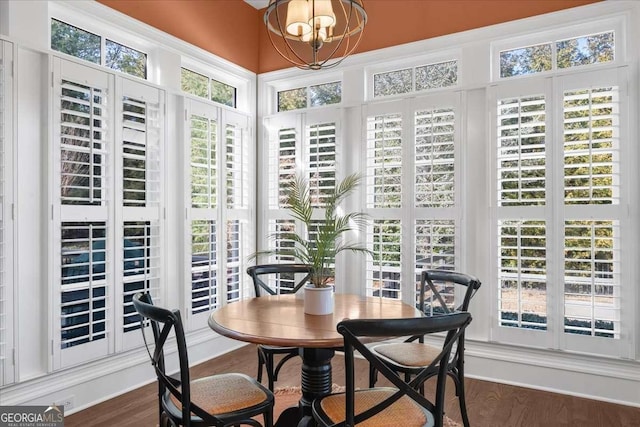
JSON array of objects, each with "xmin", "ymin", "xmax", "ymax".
[{"xmin": 274, "ymin": 347, "xmax": 335, "ymax": 427}]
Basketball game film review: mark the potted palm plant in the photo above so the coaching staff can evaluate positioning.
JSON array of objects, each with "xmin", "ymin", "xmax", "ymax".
[{"xmin": 254, "ymin": 172, "xmax": 371, "ymax": 314}]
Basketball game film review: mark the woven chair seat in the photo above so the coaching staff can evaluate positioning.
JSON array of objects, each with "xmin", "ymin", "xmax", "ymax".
[
  {"xmin": 373, "ymin": 342, "xmax": 440, "ymax": 367},
  {"xmin": 168, "ymin": 373, "xmax": 270, "ymax": 415},
  {"xmin": 318, "ymin": 388, "xmax": 431, "ymax": 427}
]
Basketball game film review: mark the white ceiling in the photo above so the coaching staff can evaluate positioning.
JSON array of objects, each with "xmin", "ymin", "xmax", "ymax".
[{"xmin": 244, "ymin": 0, "xmax": 269, "ymax": 9}]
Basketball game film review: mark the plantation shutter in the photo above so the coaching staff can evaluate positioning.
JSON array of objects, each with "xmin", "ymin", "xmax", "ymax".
[
  {"xmin": 185, "ymin": 102, "xmax": 253, "ymax": 329},
  {"xmin": 116, "ymin": 79, "xmax": 164, "ymax": 351},
  {"xmin": 364, "ymin": 94, "xmax": 461, "ymax": 306},
  {"xmin": 492, "ymin": 78, "xmax": 550, "ymax": 347},
  {"xmin": 307, "ymin": 121, "xmax": 336, "ymax": 206},
  {"xmin": 491, "ymin": 69, "xmax": 630, "ymax": 358},
  {"xmin": 262, "ymin": 111, "xmax": 339, "ymax": 271},
  {"xmin": 412, "ymin": 94, "xmax": 460, "ymax": 307},
  {"xmin": 52, "ymin": 58, "xmax": 114, "ymax": 369},
  {"xmin": 0, "ymin": 40, "xmax": 15, "ymax": 385},
  {"xmin": 364, "ymin": 101, "xmax": 404, "ymax": 300},
  {"xmin": 186, "ymin": 100, "xmax": 219, "ymax": 327},
  {"xmin": 559, "ymin": 68, "xmax": 629, "ymax": 358},
  {"xmin": 223, "ymin": 110, "xmax": 251, "ymax": 305}
]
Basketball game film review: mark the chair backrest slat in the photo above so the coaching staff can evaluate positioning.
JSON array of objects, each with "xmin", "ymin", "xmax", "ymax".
[
  {"xmin": 247, "ymin": 264, "xmax": 314, "ymax": 296},
  {"xmin": 337, "ymin": 312, "xmax": 472, "ymax": 427}
]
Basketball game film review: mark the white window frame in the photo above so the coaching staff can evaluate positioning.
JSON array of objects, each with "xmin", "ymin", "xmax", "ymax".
[
  {"xmin": 490, "ymin": 16, "xmax": 626, "ymax": 82},
  {"xmin": 50, "ymin": 56, "xmax": 167, "ymax": 369},
  {"xmin": 361, "ymin": 91, "xmax": 464, "ymax": 307},
  {"xmin": 180, "ymin": 59, "xmax": 247, "ymax": 111},
  {"xmin": 265, "ymin": 71, "xmax": 343, "ymax": 116},
  {"xmin": 49, "ymin": 4, "xmax": 152, "ymax": 81},
  {"xmin": 489, "ymin": 65, "xmax": 633, "ymax": 358},
  {"xmin": 183, "ymin": 98, "xmax": 254, "ymax": 331},
  {"xmin": 259, "ymin": 108, "xmax": 343, "ymax": 282},
  {"xmin": 364, "ymin": 50, "xmax": 462, "ymax": 101}
]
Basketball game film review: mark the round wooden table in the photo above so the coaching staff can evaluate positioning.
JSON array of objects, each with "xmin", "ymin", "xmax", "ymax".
[{"xmin": 209, "ymin": 294, "xmax": 421, "ymax": 427}]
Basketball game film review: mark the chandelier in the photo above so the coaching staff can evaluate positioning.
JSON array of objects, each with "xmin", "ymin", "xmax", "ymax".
[{"xmin": 264, "ymin": 0, "xmax": 367, "ymax": 70}]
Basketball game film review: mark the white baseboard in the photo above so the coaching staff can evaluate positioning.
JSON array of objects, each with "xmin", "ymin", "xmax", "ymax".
[
  {"xmin": 0, "ymin": 329, "xmax": 245, "ymax": 415},
  {"xmin": 464, "ymin": 340, "xmax": 640, "ymax": 408}
]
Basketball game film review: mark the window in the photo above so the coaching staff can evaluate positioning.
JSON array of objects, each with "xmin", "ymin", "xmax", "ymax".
[
  {"xmin": 364, "ymin": 94, "xmax": 461, "ymax": 305},
  {"xmin": 499, "ymin": 31, "xmax": 614, "ymax": 78},
  {"xmin": 181, "ymin": 68, "xmax": 236, "ymax": 108},
  {"xmin": 491, "ymin": 68, "xmax": 629, "ymax": 357},
  {"xmin": 184, "ymin": 100, "xmax": 252, "ymax": 328},
  {"xmin": 264, "ymin": 110, "xmax": 339, "ymax": 269},
  {"xmin": 52, "ymin": 58, "xmax": 164, "ymax": 368},
  {"xmin": 278, "ymin": 82, "xmax": 341, "ymax": 112},
  {"xmin": 51, "ymin": 19, "xmax": 147, "ymax": 79},
  {"xmin": 372, "ymin": 60, "xmax": 458, "ymax": 98}
]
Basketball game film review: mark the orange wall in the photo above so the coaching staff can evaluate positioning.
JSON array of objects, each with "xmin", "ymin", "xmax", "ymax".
[
  {"xmin": 98, "ymin": 0, "xmax": 602, "ymax": 74},
  {"xmin": 98, "ymin": 0, "xmax": 261, "ymax": 72}
]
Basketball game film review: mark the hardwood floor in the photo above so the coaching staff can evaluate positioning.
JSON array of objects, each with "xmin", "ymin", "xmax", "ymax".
[{"xmin": 65, "ymin": 344, "xmax": 640, "ymax": 427}]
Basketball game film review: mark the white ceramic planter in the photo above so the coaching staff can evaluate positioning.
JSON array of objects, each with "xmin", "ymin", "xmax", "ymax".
[{"xmin": 303, "ymin": 284, "xmax": 334, "ymax": 315}]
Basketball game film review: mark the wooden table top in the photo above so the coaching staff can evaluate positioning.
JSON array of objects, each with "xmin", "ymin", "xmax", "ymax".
[{"xmin": 208, "ymin": 294, "xmax": 422, "ymax": 348}]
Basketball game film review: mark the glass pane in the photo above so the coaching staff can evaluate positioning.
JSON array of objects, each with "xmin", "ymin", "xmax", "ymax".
[
  {"xmin": 277, "ymin": 128, "xmax": 296, "ymax": 208},
  {"xmin": 563, "ymin": 87, "xmax": 618, "ymax": 205},
  {"xmin": 226, "ymin": 123, "xmax": 246, "ymax": 209},
  {"xmin": 122, "ymin": 221, "xmax": 160, "ymax": 333},
  {"xmin": 366, "ymin": 114, "xmax": 402, "ymax": 208},
  {"xmin": 415, "ymin": 219, "xmax": 456, "ymax": 306},
  {"xmin": 367, "ymin": 220, "xmax": 402, "ymax": 300},
  {"xmin": 415, "ymin": 60, "xmax": 457, "ymax": 91},
  {"xmin": 211, "ymin": 79, "xmax": 236, "ymax": 107},
  {"xmin": 181, "ymin": 68, "xmax": 208, "ymax": 98},
  {"xmin": 190, "ymin": 115, "xmax": 217, "ymax": 208},
  {"xmin": 415, "ymin": 108, "xmax": 455, "ymax": 207},
  {"xmin": 278, "ymin": 87, "xmax": 307, "ymax": 111},
  {"xmin": 497, "ymin": 95, "xmax": 546, "ymax": 206},
  {"xmin": 564, "ymin": 220, "xmax": 619, "ymax": 338},
  {"xmin": 226, "ymin": 220, "xmax": 242, "ymax": 302},
  {"xmin": 60, "ymin": 222, "xmax": 107, "ymax": 349},
  {"xmin": 51, "ymin": 19, "xmax": 100, "ymax": 64},
  {"xmin": 498, "ymin": 220, "xmax": 547, "ymax": 330},
  {"xmin": 105, "ymin": 40, "xmax": 147, "ymax": 79},
  {"xmin": 557, "ymin": 31, "xmax": 614, "ymax": 69},
  {"xmin": 60, "ymin": 80, "xmax": 107, "ymax": 205},
  {"xmin": 270, "ymin": 219, "xmax": 297, "ymax": 264},
  {"xmin": 373, "ymin": 68, "xmax": 412, "ymax": 97},
  {"xmin": 500, "ymin": 43, "xmax": 552, "ymax": 78},
  {"xmin": 122, "ymin": 97, "xmax": 147, "ymax": 206},
  {"xmin": 307, "ymin": 122, "xmax": 336, "ymax": 207},
  {"xmin": 191, "ymin": 220, "xmax": 218, "ymax": 314},
  {"xmin": 310, "ymin": 82, "xmax": 341, "ymax": 107}
]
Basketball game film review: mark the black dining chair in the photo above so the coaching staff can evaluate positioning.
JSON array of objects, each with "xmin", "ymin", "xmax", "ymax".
[
  {"xmin": 247, "ymin": 263, "xmax": 314, "ymax": 391},
  {"xmin": 368, "ymin": 269, "xmax": 481, "ymax": 427},
  {"xmin": 312, "ymin": 311, "xmax": 472, "ymax": 427},
  {"xmin": 132, "ymin": 292, "xmax": 274, "ymax": 427}
]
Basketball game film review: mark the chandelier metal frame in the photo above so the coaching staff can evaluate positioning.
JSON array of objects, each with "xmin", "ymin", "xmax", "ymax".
[{"xmin": 264, "ymin": 0, "xmax": 367, "ymax": 70}]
